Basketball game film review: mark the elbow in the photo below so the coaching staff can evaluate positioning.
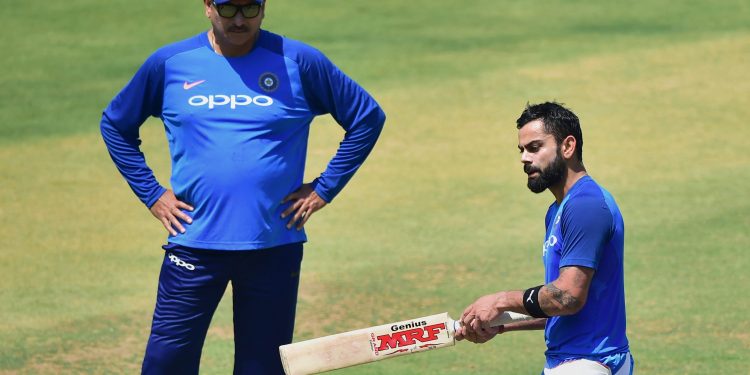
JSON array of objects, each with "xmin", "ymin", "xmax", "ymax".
[
  {"xmin": 558, "ymin": 292, "xmax": 587, "ymax": 315},
  {"xmin": 100, "ymin": 112, "xmax": 118, "ymax": 137},
  {"xmin": 563, "ymin": 296, "xmax": 586, "ymax": 315},
  {"xmin": 100, "ymin": 112, "xmax": 110, "ymax": 133},
  {"xmin": 543, "ymin": 283, "xmax": 588, "ymax": 316},
  {"xmin": 374, "ymin": 107, "xmax": 386, "ymax": 131}
]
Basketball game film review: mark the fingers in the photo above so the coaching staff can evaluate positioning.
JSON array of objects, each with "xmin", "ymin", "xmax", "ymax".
[
  {"xmin": 173, "ymin": 205, "xmax": 193, "ymax": 225},
  {"xmin": 461, "ymin": 293, "xmax": 504, "ymax": 328},
  {"xmin": 459, "ymin": 323, "xmax": 499, "ymax": 344},
  {"xmin": 156, "ymin": 209, "xmax": 186, "ymax": 236},
  {"xmin": 287, "ymin": 201, "xmax": 318, "ymax": 230},
  {"xmin": 157, "ymin": 206, "xmax": 189, "ymax": 235},
  {"xmin": 281, "ymin": 186, "xmax": 327, "ymax": 230},
  {"xmin": 150, "ymin": 190, "xmax": 193, "ymax": 236},
  {"xmin": 281, "ymin": 190, "xmax": 300, "ymax": 205},
  {"xmin": 461, "ymin": 306, "xmax": 477, "ymax": 326},
  {"xmin": 458, "ymin": 307, "xmax": 483, "ymax": 343},
  {"xmin": 176, "ymin": 200, "xmax": 195, "ymax": 212},
  {"xmin": 160, "ymin": 216, "xmax": 178, "ymax": 237},
  {"xmin": 293, "ymin": 198, "xmax": 325, "ymax": 230},
  {"xmin": 454, "ymin": 326, "xmax": 465, "ymax": 341},
  {"xmin": 169, "ymin": 212, "xmax": 188, "ymax": 234},
  {"xmin": 458, "ymin": 298, "xmax": 502, "ymax": 344},
  {"xmin": 475, "ymin": 311, "xmax": 495, "ymax": 329},
  {"xmin": 461, "ymin": 323, "xmax": 482, "ymax": 343},
  {"xmin": 293, "ymin": 207, "xmax": 311, "ymax": 230},
  {"xmin": 281, "ymin": 199, "xmax": 304, "ymax": 221},
  {"xmin": 475, "ymin": 326, "xmax": 500, "ymax": 342}
]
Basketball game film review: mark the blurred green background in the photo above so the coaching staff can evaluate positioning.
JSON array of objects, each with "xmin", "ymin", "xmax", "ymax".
[{"xmin": 1, "ymin": 0, "xmax": 748, "ymax": 373}]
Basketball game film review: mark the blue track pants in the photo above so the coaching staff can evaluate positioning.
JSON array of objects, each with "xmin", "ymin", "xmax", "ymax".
[{"xmin": 141, "ymin": 242, "xmax": 303, "ymax": 375}]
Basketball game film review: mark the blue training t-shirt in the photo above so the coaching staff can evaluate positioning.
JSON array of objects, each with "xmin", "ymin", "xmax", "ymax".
[
  {"xmin": 101, "ymin": 30, "xmax": 385, "ymax": 250},
  {"xmin": 541, "ymin": 176, "xmax": 630, "ymax": 365}
]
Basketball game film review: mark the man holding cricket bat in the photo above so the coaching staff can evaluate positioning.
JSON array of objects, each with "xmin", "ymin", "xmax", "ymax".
[
  {"xmin": 456, "ymin": 102, "xmax": 633, "ymax": 374},
  {"xmin": 101, "ymin": 0, "xmax": 385, "ymax": 373}
]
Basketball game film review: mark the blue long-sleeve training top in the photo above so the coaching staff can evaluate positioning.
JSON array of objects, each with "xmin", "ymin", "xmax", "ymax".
[{"xmin": 101, "ymin": 30, "xmax": 386, "ymax": 250}]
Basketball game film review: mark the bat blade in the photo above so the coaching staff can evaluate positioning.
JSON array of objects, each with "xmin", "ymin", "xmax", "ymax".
[
  {"xmin": 279, "ymin": 311, "xmax": 532, "ymax": 375},
  {"xmin": 280, "ymin": 312, "xmax": 454, "ymax": 375}
]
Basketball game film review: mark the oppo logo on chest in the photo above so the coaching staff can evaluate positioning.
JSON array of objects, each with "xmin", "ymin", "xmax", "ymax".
[
  {"xmin": 543, "ymin": 215, "xmax": 562, "ymax": 257},
  {"xmin": 543, "ymin": 234, "xmax": 558, "ymax": 257},
  {"xmin": 188, "ymin": 94, "xmax": 275, "ymax": 109}
]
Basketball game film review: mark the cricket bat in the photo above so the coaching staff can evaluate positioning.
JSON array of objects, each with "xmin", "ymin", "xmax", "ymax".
[{"xmin": 279, "ymin": 311, "xmax": 533, "ymax": 375}]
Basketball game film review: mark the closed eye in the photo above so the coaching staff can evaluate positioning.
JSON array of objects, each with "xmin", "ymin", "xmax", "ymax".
[{"xmin": 519, "ymin": 141, "xmax": 542, "ymax": 153}]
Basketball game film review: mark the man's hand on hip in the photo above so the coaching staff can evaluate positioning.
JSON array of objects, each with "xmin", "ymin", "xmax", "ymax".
[
  {"xmin": 150, "ymin": 189, "xmax": 194, "ymax": 236},
  {"xmin": 281, "ymin": 183, "xmax": 328, "ymax": 230}
]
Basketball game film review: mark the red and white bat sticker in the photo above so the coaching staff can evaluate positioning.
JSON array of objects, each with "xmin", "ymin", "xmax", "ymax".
[{"xmin": 369, "ymin": 318, "xmax": 453, "ymax": 357}]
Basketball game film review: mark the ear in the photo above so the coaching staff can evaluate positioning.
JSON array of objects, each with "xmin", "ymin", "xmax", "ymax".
[
  {"xmin": 560, "ymin": 135, "xmax": 577, "ymax": 160},
  {"xmin": 204, "ymin": 0, "xmax": 212, "ymax": 18}
]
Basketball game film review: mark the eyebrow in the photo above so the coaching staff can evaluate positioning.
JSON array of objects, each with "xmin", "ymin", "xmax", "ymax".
[{"xmin": 518, "ymin": 139, "xmax": 544, "ymax": 151}]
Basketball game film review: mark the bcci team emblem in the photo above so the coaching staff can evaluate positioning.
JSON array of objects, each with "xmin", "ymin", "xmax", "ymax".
[{"xmin": 259, "ymin": 72, "xmax": 279, "ymax": 92}]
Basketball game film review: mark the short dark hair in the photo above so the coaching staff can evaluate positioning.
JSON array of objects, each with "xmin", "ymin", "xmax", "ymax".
[{"xmin": 516, "ymin": 102, "xmax": 583, "ymax": 161}]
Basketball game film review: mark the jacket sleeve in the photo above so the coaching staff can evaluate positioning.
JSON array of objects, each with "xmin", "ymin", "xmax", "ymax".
[
  {"xmin": 299, "ymin": 50, "xmax": 386, "ymax": 203},
  {"xmin": 100, "ymin": 52, "xmax": 167, "ymax": 208}
]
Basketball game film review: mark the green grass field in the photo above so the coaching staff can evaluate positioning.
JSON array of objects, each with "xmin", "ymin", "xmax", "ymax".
[{"xmin": 2, "ymin": 0, "xmax": 749, "ymax": 373}]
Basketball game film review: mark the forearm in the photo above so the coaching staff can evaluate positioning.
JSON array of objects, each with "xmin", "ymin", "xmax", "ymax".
[
  {"xmin": 314, "ymin": 107, "xmax": 385, "ymax": 202},
  {"xmin": 494, "ymin": 283, "xmax": 583, "ymax": 318},
  {"xmin": 100, "ymin": 114, "xmax": 165, "ymax": 207},
  {"xmin": 516, "ymin": 267, "xmax": 593, "ymax": 317},
  {"xmin": 538, "ymin": 282, "xmax": 585, "ymax": 316}
]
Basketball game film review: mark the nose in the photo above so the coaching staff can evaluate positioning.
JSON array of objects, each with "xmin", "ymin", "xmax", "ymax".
[
  {"xmin": 233, "ymin": 9, "xmax": 248, "ymax": 22},
  {"xmin": 520, "ymin": 150, "xmax": 533, "ymax": 165}
]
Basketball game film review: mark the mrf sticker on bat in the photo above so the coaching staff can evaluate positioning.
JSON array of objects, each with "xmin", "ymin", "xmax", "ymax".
[{"xmin": 369, "ymin": 319, "xmax": 452, "ymax": 356}]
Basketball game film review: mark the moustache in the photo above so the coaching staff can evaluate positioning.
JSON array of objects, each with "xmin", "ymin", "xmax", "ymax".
[{"xmin": 524, "ymin": 164, "xmax": 541, "ymax": 175}]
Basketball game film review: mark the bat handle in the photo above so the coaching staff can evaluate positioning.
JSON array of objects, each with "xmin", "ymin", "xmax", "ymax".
[
  {"xmin": 489, "ymin": 311, "xmax": 534, "ymax": 326},
  {"xmin": 452, "ymin": 311, "xmax": 533, "ymax": 331}
]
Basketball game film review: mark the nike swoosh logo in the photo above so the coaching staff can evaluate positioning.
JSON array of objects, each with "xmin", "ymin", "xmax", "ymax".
[{"xmin": 183, "ymin": 80, "xmax": 206, "ymax": 90}]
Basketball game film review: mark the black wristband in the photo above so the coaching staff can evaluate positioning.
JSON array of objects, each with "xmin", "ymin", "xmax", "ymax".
[{"xmin": 523, "ymin": 285, "xmax": 550, "ymax": 318}]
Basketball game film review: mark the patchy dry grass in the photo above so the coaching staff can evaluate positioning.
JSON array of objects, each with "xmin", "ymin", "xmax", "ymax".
[{"xmin": 3, "ymin": 1, "xmax": 749, "ymax": 374}]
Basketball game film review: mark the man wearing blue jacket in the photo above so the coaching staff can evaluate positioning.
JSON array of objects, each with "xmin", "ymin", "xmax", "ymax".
[{"xmin": 100, "ymin": 1, "xmax": 385, "ymax": 373}]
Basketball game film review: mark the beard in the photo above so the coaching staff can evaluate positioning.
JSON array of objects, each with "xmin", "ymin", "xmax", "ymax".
[{"xmin": 524, "ymin": 150, "xmax": 567, "ymax": 194}]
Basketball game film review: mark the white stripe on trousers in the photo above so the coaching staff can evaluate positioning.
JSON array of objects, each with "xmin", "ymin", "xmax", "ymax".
[{"xmin": 543, "ymin": 353, "xmax": 633, "ymax": 375}]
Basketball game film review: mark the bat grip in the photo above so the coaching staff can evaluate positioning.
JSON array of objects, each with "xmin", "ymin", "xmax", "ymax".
[{"xmin": 452, "ymin": 311, "xmax": 533, "ymax": 331}]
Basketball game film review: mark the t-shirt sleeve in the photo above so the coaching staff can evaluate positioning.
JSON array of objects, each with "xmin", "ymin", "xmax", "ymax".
[{"xmin": 559, "ymin": 196, "xmax": 613, "ymax": 270}]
